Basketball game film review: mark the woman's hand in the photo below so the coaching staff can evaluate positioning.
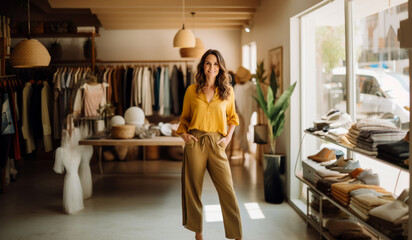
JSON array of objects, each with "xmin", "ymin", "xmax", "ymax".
[
  {"xmin": 181, "ymin": 133, "xmax": 198, "ymax": 143},
  {"xmin": 217, "ymin": 136, "xmax": 231, "ymax": 148}
]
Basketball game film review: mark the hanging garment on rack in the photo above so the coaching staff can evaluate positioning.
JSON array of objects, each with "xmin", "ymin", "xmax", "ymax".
[
  {"xmin": 153, "ymin": 66, "xmax": 161, "ymax": 111},
  {"xmin": 53, "ymin": 69, "xmax": 62, "ymax": 139},
  {"xmin": 9, "ymin": 89, "xmax": 22, "ymax": 160},
  {"xmin": 30, "ymin": 81, "xmax": 44, "ymax": 140},
  {"xmin": 158, "ymin": 67, "xmax": 165, "ymax": 115},
  {"xmin": 130, "ymin": 66, "xmax": 140, "ymax": 107},
  {"xmin": 141, "ymin": 66, "xmax": 153, "ymax": 116},
  {"xmin": 115, "ymin": 66, "xmax": 125, "ymax": 115},
  {"xmin": 41, "ymin": 82, "xmax": 53, "ymax": 152},
  {"xmin": 170, "ymin": 65, "xmax": 180, "ymax": 115},
  {"xmin": 163, "ymin": 66, "xmax": 171, "ymax": 116},
  {"xmin": 177, "ymin": 65, "xmax": 185, "ymax": 115},
  {"xmin": 1, "ymin": 91, "xmax": 14, "ymax": 168},
  {"xmin": 21, "ymin": 82, "xmax": 36, "ymax": 153},
  {"xmin": 123, "ymin": 67, "xmax": 134, "ymax": 110}
]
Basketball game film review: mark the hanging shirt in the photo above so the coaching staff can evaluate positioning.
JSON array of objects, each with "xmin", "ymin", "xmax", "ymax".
[{"xmin": 176, "ymin": 84, "xmax": 239, "ymax": 136}]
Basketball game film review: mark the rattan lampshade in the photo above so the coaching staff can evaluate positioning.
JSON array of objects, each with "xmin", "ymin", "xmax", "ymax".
[
  {"xmin": 173, "ymin": 24, "xmax": 196, "ymax": 48},
  {"xmin": 11, "ymin": 39, "xmax": 51, "ymax": 68},
  {"xmin": 180, "ymin": 38, "xmax": 205, "ymax": 58}
]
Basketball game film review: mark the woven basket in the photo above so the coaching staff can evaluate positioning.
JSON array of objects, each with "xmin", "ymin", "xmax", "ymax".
[{"xmin": 111, "ymin": 125, "xmax": 136, "ymax": 139}]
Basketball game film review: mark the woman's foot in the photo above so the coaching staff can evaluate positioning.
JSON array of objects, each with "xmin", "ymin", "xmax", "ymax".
[{"xmin": 195, "ymin": 232, "xmax": 203, "ymax": 240}]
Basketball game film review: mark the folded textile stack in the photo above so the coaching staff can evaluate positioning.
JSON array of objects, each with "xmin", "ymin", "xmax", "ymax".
[
  {"xmin": 331, "ymin": 181, "xmax": 386, "ymax": 207},
  {"xmin": 368, "ymin": 189, "xmax": 409, "ymax": 239},
  {"xmin": 344, "ymin": 119, "xmax": 403, "ymax": 156},
  {"xmin": 310, "ymin": 197, "xmax": 343, "ymax": 216},
  {"xmin": 325, "ymin": 218, "xmax": 371, "ymax": 240},
  {"xmin": 377, "ymin": 132, "xmax": 409, "ymax": 166},
  {"xmin": 401, "ymin": 216, "xmax": 408, "ymax": 238},
  {"xmin": 325, "ymin": 127, "xmax": 349, "ymax": 142},
  {"xmin": 349, "ymin": 194, "xmax": 393, "ymax": 221},
  {"xmin": 316, "ymin": 168, "xmax": 364, "ymax": 196}
]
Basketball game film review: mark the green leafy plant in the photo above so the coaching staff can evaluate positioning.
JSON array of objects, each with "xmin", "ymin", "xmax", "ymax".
[{"xmin": 253, "ymin": 61, "xmax": 297, "ymax": 154}]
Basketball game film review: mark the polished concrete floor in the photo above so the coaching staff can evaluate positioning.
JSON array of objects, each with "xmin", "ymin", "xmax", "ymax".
[{"xmin": 0, "ymin": 154, "xmax": 318, "ymax": 240}]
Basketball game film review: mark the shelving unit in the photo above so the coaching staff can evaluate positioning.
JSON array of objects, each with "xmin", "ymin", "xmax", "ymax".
[
  {"xmin": 12, "ymin": 32, "xmax": 99, "ymax": 72},
  {"xmin": 0, "ymin": 37, "xmax": 6, "ymax": 75},
  {"xmin": 297, "ymin": 131, "xmax": 408, "ymax": 240},
  {"xmin": 297, "ymin": 172, "xmax": 388, "ymax": 240},
  {"xmin": 304, "ymin": 130, "xmax": 409, "ymax": 171}
]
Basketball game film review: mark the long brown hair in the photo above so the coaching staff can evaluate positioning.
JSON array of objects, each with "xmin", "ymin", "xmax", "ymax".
[{"xmin": 195, "ymin": 49, "xmax": 232, "ymax": 101}]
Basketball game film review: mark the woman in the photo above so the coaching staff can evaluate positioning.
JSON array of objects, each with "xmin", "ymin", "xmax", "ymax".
[{"xmin": 177, "ymin": 49, "xmax": 242, "ymax": 240}]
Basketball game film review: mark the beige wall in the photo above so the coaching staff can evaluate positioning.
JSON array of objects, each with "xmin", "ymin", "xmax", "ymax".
[
  {"xmin": 97, "ymin": 28, "xmax": 241, "ymax": 71},
  {"xmin": 241, "ymin": 0, "xmax": 322, "ymax": 155},
  {"xmin": 12, "ymin": 28, "xmax": 241, "ymax": 71}
]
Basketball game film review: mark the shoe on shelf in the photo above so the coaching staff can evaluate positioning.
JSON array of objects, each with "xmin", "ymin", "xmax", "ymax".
[
  {"xmin": 321, "ymin": 109, "xmax": 340, "ymax": 120},
  {"xmin": 331, "ymin": 159, "xmax": 361, "ymax": 173},
  {"xmin": 308, "ymin": 147, "xmax": 336, "ymax": 163}
]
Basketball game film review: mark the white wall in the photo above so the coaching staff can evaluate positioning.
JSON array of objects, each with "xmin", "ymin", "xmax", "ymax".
[
  {"xmin": 241, "ymin": 0, "xmax": 322, "ymax": 156},
  {"xmin": 12, "ymin": 28, "xmax": 241, "ymax": 71}
]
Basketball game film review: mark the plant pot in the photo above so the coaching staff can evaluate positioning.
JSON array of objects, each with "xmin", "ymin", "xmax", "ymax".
[
  {"xmin": 49, "ymin": 45, "xmax": 62, "ymax": 61},
  {"xmin": 83, "ymin": 47, "xmax": 97, "ymax": 60},
  {"xmin": 262, "ymin": 154, "xmax": 285, "ymax": 204},
  {"xmin": 94, "ymin": 119, "xmax": 105, "ymax": 133},
  {"xmin": 254, "ymin": 124, "xmax": 268, "ymax": 144}
]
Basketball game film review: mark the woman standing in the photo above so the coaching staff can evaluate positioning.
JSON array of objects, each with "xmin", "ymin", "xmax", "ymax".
[{"xmin": 177, "ymin": 49, "xmax": 242, "ymax": 240}]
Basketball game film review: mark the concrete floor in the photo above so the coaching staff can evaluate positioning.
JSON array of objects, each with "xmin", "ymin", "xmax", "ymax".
[{"xmin": 0, "ymin": 154, "xmax": 318, "ymax": 240}]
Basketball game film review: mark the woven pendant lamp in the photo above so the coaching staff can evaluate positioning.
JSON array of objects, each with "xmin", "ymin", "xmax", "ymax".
[
  {"xmin": 180, "ymin": 38, "xmax": 205, "ymax": 58},
  {"xmin": 180, "ymin": 13, "xmax": 204, "ymax": 58},
  {"xmin": 173, "ymin": 24, "xmax": 196, "ymax": 48},
  {"xmin": 173, "ymin": 0, "xmax": 195, "ymax": 48},
  {"xmin": 10, "ymin": 0, "xmax": 50, "ymax": 68}
]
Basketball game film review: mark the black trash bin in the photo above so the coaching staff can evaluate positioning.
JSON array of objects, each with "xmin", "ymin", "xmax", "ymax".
[{"xmin": 263, "ymin": 154, "xmax": 285, "ymax": 204}]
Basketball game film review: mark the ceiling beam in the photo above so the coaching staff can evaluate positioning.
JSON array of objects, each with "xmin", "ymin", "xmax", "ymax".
[
  {"xmin": 49, "ymin": 0, "xmax": 261, "ymax": 9},
  {"xmin": 90, "ymin": 7, "xmax": 256, "ymax": 14},
  {"xmin": 96, "ymin": 13, "xmax": 251, "ymax": 20},
  {"xmin": 102, "ymin": 24, "xmax": 242, "ymax": 30},
  {"xmin": 99, "ymin": 18, "xmax": 248, "ymax": 25}
]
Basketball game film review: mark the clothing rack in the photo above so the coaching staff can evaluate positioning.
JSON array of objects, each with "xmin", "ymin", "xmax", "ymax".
[
  {"xmin": 97, "ymin": 60, "xmax": 195, "ymax": 63},
  {"xmin": 0, "ymin": 75, "xmax": 16, "ymax": 79}
]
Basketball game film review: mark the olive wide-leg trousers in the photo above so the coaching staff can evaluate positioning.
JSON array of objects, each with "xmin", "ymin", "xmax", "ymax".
[{"xmin": 181, "ymin": 130, "xmax": 242, "ymax": 239}]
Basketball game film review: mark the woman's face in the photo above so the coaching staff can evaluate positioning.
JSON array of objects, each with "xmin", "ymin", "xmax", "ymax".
[{"xmin": 203, "ymin": 54, "xmax": 220, "ymax": 80}]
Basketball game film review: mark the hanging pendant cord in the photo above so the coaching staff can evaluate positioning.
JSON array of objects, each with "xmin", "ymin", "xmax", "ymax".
[
  {"xmin": 27, "ymin": 0, "xmax": 31, "ymax": 39},
  {"xmin": 182, "ymin": 0, "xmax": 186, "ymax": 29}
]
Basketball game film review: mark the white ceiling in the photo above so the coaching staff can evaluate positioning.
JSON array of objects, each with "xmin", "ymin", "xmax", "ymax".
[{"xmin": 47, "ymin": 0, "xmax": 261, "ymax": 30}]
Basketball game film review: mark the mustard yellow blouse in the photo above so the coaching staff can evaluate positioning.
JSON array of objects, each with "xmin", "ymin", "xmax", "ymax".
[{"xmin": 176, "ymin": 83, "xmax": 239, "ymax": 136}]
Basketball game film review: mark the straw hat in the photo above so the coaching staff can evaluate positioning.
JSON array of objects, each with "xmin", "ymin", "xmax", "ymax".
[{"xmin": 235, "ymin": 66, "xmax": 252, "ymax": 84}]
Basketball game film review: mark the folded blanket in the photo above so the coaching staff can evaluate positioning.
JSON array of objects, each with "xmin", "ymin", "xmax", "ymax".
[
  {"xmin": 359, "ymin": 132, "xmax": 406, "ymax": 143},
  {"xmin": 377, "ymin": 140, "xmax": 409, "ymax": 159},
  {"xmin": 331, "ymin": 182, "xmax": 386, "ymax": 195},
  {"xmin": 352, "ymin": 195, "xmax": 392, "ymax": 209},
  {"xmin": 358, "ymin": 128, "xmax": 405, "ymax": 139},
  {"xmin": 354, "ymin": 147, "xmax": 378, "ymax": 156},
  {"xmin": 355, "ymin": 119, "xmax": 397, "ymax": 129},
  {"xmin": 377, "ymin": 151, "xmax": 408, "ymax": 164},
  {"xmin": 349, "ymin": 203, "xmax": 369, "ymax": 220}
]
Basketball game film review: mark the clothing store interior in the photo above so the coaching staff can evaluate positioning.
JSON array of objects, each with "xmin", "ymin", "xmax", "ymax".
[{"xmin": 0, "ymin": 0, "xmax": 411, "ymax": 239}]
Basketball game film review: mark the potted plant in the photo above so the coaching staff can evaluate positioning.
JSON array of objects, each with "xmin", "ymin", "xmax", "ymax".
[
  {"xmin": 83, "ymin": 38, "xmax": 96, "ymax": 60},
  {"xmin": 48, "ymin": 39, "xmax": 62, "ymax": 61},
  {"xmin": 253, "ymin": 60, "xmax": 296, "ymax": 203}
]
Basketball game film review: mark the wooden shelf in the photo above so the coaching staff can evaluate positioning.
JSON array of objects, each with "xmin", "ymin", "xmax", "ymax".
[
  {"xmin": 297, "ymin": 172, "xmax": 390, "ymax": 240},
  {"xmin": 12, "ymin": 32, "xmax": 100, "ymax": 38},
  {"xmin": 304, "ymin": 130, "xmax": 409, "ymax": 172}
]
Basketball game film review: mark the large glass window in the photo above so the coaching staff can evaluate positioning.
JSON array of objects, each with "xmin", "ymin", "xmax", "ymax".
[{"xmin": 289, "ymin": 0, "xmax": 410, "ymax": 213}]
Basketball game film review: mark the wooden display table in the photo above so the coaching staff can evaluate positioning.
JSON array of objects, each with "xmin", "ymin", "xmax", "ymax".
[{"xmin": 79, "ymin": 136, "xmax": 184, "ymax": 174}]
